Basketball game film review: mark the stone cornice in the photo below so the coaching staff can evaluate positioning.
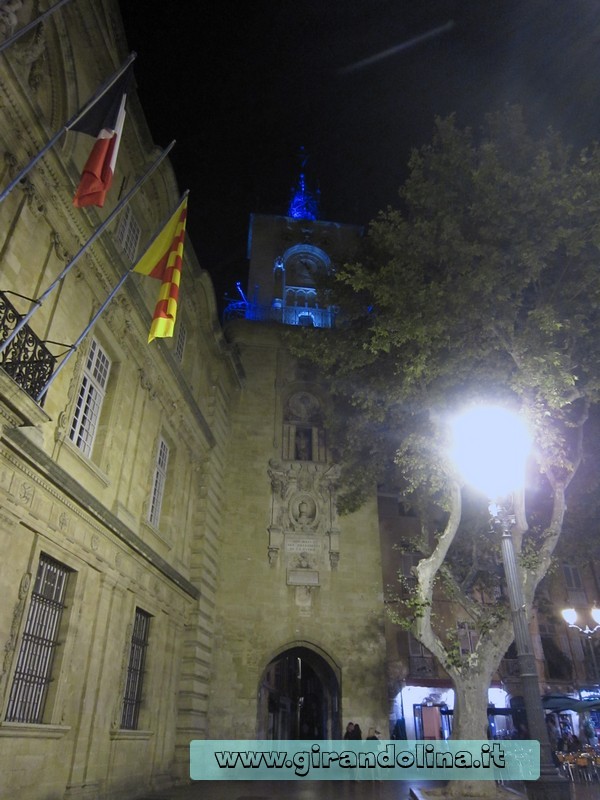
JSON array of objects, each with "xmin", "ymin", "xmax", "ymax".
[{"xmin": 3, "ymin": 425, "xmax": 200, "ymax": 600}]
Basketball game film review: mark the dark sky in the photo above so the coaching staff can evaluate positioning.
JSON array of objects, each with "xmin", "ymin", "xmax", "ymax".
[{"xmin": 118, "ymin": 0, "xmax": 600, "ymax": 309}]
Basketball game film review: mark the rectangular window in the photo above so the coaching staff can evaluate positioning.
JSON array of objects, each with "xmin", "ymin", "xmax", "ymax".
[
  {"xmin": 148, "ymin": 438, "xmax": 169, "ymax": 527},
  {"xmin": 115, "ymin": 204, "xmax": 141, "ymax": 263},
  {"xmin": 69, "ymin": 339, "xmax": 111, "ymax": 457},
  {"xmin": 457, "ymin": 621, "xmax": 479, "ymax": 655},
  {"xmin": 562, "ymin": 563, "xmax": 588, "ymax": 605},
  {"xmin": 282, "ymin": 424, "xmax": 327, "ymax": 462},
  {"xmin": 562, "ymin": 563, "xmax": 582, "ymax": 589},
  {"xmin": 5, "ymin": 554, "xmax": 71, "ymax": 723},
  {"xmin": 121, "ymin": 608, "xmax": 151, "ymax": 730},
  {"xmin": 400, "ymin": 553, "xmax": 421, "ymax": 592},
  {"xmin": 407, "ymin": 634, "xmax": 435, "ymax": 678},
  {"xmin": 175, "ymin": 321, "xmax": 187, "ymax": 362}
]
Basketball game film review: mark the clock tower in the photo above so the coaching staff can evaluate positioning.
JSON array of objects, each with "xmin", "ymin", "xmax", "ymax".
[
  {"xmin": 225, "ymin": 152, "xmax": 363, "ymax": 328},
  {"xmin": 214, "ymin": 158, "xmax": 388, "ymax": 741}
]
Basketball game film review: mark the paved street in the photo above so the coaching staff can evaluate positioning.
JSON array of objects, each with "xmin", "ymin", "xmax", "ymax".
[
  {"xmin": 134, "ymin": 779, "xmax": 600, "ymax": 800},
  {"xmin": 135, "ymin": 779, "xmax": 440, "ymax": 800}
]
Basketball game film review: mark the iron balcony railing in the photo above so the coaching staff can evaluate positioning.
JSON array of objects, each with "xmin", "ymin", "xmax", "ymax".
[
  {"xmin": 223, "ymin": 299, "xmax": 336, "ymax": 329},
  {"xmin": 408, "ymin": 655, "xmax": 437, "ymax": 678},
  {"xmin": 0, "ymin": 290, "xmax": 57, "ymax": 405}
]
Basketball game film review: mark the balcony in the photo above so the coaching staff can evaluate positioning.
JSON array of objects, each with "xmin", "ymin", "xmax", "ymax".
[
  {"xmin": 408, "ymin": 655, "xmax": 437, "ymax": 679},
  {"xmin": 223, "ymin": 299, "xmax": 336, "ymax": 329},
  {"xmin": 0, "ymin": 291, "xmax": 57, "ymax": 405}
]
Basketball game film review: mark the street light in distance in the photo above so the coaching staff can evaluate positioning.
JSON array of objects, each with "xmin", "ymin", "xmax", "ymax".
[{"xmin": 561, "ymin": 607, "xmax": 600, "ymax": 684}]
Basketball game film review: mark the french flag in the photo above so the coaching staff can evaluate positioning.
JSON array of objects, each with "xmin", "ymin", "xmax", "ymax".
[{"xmin": 71, "ymin": 66, "xmax": 132, "ymax": 208}]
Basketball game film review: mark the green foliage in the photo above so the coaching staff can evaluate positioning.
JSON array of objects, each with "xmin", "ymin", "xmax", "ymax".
[
  {"xmin": 289, "ymin": 106, "xmax": 600, "ymax": 703},
  {"xmin": 385, "ymin": 580, "xmax": 430, "ymax": 630},
  {"xmin": 444, "ymin": 627, "xmax": 464, "ymax": 671},
  {"xmin": 289, "ymin": 105, "xmax": 600, "ymax": 511}
]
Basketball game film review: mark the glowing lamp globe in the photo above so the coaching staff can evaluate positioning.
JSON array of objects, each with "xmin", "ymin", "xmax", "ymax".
[
  {"xmin": 561, "ymin": 609, "xmax": 578, "ymax": 626},
  {"xmin": 449, "ymin": 405, "xmax": 532, "ymax": 500}
]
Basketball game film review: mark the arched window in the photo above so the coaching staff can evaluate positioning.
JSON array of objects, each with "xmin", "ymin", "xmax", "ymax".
[{"xmin": 282, "ymin": 391, "xmax": 326, "ymax": 463}]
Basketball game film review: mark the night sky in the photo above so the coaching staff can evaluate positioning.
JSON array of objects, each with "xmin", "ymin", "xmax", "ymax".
[{"xmin": 118, "ymin": 0, "xmax": 600, "ymax": 310}]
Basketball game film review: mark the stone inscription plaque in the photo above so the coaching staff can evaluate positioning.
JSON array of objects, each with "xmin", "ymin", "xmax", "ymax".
[
  {"xmin": 285, "ymin": 536, "xmax": 320, "ymax": 554},
  {"xmin": 287, "ymin": 569, "xmax": 319, "ymax": 586}
]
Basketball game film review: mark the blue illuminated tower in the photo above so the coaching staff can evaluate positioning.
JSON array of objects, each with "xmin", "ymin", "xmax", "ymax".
[
  {"xmin": 287, "ymin": 146, "xmax": 320, "ymax": 221},
  {"xmin": 223, "ymin": 150, "xmax": 362, "ymax": 328}
]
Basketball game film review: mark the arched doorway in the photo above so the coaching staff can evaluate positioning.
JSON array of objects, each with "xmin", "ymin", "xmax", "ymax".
[{"xmin": 257, "ymin": 644, "xmax": 341, "ymax": 740}]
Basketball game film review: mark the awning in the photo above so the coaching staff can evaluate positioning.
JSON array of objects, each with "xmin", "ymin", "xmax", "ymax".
[{"xmin": 542, "ymin": 694, "xmax": 600, "ymax": 712}]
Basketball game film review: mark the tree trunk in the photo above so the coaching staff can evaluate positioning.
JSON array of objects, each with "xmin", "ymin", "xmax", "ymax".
[
  {"xmin": 452, "ymin": 672, "xmax": 491, "ymax": 740},
  {"xmin": 443, "ymin": 671, "xmax": 503, "ymax": 799}
]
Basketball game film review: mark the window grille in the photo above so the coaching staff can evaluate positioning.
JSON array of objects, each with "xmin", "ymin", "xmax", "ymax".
[
  {"xmin": 175, "ymin": 321, "xmax": 187, "ymax": 362},
  {"xmin": 121, "ymin": 608, "xmax": 151, "ymax": 730},
  {"xmin": 148, "ymin": 438, "xmax": 169, "ymax": 527},
  {"xmin": 69, "ymin": 339, "xmax": 111, "ymax": 457},
  {"xmin": 115, "ymin": 204, "xmax": 141, "ymax": 263},
  {"xmin": 5, "ymin": 554, "xmax": 71, "ymax": 723}
]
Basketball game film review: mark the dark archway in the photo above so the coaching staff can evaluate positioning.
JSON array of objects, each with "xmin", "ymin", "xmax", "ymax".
[{"xmin": 257, "ymin": 644, "xmax": 341, "ymax": 740}]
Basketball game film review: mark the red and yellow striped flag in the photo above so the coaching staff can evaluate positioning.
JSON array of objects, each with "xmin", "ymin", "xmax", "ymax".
[{"xmin": 134, "ymin": 197, "xmax": 188, "ymax": 342}]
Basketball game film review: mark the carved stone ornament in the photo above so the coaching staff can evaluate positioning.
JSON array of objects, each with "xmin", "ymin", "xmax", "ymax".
[
  {"xmin": 51, "ymin": 232, "xmax": 71, "ymax": 262},
  {"xmin": 0, "ymin": 0, "xmax": 22, "ymax": 39},
  {"xmin": 267, "ymin": 459, "xmax": 340, "ymax": 574}
]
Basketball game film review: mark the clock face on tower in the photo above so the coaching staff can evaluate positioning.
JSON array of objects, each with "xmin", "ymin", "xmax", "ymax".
[{"xmin": 285, "ymin": 247, "xmax": 329, "ymax": 288}]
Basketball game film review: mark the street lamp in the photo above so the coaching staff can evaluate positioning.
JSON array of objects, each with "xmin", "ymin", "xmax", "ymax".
[
  {"xmin": 450, "ymin": 405, "xmax": 569, "ymax": 800},
  {"xmin": 561, "ymin": 607, "xmax": 600, "ymax": 684}
]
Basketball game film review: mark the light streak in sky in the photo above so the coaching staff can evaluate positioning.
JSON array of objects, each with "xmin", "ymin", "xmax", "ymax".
[{"xmin": 338, "ymin": 20, "xmax": 455, "ymax": 75}]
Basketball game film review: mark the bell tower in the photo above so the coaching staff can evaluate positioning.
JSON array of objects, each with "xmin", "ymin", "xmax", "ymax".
[
  {"xmin": 214, "ymin": 153, "xmax": 387, "ymax": 741},
  {"xmin": 224, "ymin": 149, "xmax": 363, "ymax": 328}
]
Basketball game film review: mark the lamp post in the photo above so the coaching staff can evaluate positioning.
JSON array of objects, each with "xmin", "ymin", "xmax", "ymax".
[
  {"xmin": 450, "ymin": 405, "xmax": 569, "ymax": 800},
  {"xmin": 561, "ymin": 607, "xmax": 600, "ymax": 684}
]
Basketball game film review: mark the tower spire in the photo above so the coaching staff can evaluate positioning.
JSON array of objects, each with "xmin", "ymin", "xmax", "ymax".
[{"xmin": 288, "ymin": 146, "xmax": 320, "ymax": 221}]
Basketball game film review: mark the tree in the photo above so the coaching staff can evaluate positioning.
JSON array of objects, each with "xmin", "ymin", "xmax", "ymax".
[{"xmin": 289, "ymin": 106, "xmax": 600, "ymax": 792}]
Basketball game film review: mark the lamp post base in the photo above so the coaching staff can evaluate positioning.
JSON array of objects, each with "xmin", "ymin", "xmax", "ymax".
[{"xmin": 524, "ymin": 774, "xmax": 571, "ymax": 800}]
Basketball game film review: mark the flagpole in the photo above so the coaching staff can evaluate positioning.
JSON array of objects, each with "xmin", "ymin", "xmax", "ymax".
[
  {"xmin": 0, "ymin": 139, "xmax": 176, "ymax": 356},
  {"xmin": 36, "ymin": 190, "xmax": 190, "ymax": 402},
  {"xmin": 0, "ymin": 0, "xmax": 73, "ymax": 55},
  {"xmin": 0, "ymin": 51, "xmax": 137, "ymax": 203}
]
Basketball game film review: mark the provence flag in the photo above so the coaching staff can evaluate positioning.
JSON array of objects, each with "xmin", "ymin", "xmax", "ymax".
[
  {"xmin": 133, "ymin": 197, "xmax": 188, "ymax": 342},
  {"xmin": 72, "ymin": 65, "xmax": 133, "ymax": 208}
]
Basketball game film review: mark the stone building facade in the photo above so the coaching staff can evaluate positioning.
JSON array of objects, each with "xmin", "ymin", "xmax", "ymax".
[
  {"xmin": 0, "ymin": 1, "xmax": 240, "ymax": 797},
  {"xmin": 0, "ymin": 2, "xmax": 388, "ymax": 798}
]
